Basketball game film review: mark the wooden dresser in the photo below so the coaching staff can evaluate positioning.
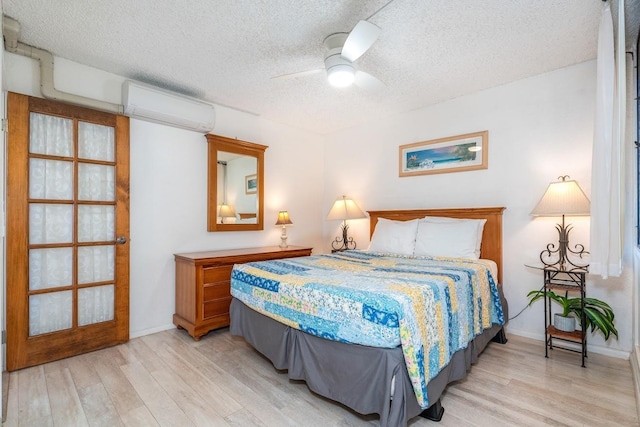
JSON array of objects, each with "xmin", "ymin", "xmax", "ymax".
[{"xmin": 173, "ymin": 245, "xmax": 313, "ymax": 340}]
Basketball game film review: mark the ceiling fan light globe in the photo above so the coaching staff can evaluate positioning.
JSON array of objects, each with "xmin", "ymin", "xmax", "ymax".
[{"xmin": 328, "ymin": 65, "xmax": 355, "ymax": 87}]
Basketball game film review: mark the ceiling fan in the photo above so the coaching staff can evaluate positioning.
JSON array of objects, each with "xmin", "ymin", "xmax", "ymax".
[{"xmin": 274, "ymin": 20, "xmax": 385, "ymax": 91}]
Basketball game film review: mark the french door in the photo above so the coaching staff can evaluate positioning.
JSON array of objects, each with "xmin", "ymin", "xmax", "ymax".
[{"xmin": 6, "ymin": 92, "xmax": 130, "ymax": 371}]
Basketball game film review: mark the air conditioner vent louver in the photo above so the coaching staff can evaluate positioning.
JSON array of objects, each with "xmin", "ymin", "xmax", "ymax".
[{"xmin": 122, "ymin": 80, "xmax": 215, "ymax": 133}]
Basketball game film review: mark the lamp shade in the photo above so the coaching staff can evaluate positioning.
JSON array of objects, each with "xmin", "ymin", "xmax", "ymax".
[
  {"xmin": 275, "ymin": 210, "xmax": 293, "ymax": 225},
  {"xmin": 218, "ymin": 204, "xmax": 236, "ymax": 218},
  {"xmin": 531, "ymin": 177, "xmax": 590, "ymax": 216},
  {"xmin": 326, "ymin": 195, "xmax": 366, "ymax": 220}
]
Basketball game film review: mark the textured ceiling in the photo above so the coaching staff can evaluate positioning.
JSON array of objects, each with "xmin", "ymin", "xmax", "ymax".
[{"xmin": 3, "ymin": 0, "xmax": 639, "ymax": 135}]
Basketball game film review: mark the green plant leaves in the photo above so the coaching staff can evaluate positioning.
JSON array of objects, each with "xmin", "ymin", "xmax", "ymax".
[{"xmin": 527, "ymin": 290, "xmax": 618, "ymax": 340}]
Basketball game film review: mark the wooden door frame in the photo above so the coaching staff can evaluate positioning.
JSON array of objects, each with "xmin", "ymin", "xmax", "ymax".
[{"xmin": 6, "ymin": 92, "xmax": 130, "ymax": 371}]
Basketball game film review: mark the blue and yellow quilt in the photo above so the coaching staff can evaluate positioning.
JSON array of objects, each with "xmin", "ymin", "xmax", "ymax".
[{"xmin": 230, "ymin": 250, "xmax": 504, "ymax": 409}]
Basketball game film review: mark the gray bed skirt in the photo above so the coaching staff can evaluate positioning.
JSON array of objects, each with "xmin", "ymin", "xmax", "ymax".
[{"xmin": 229, "ymin": 298, "xmax": 506, "ymax": 427}]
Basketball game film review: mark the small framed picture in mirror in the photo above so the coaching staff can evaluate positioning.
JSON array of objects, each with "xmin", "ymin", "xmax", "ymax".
[{"xmin": 245, "ymin": 174, "xmax": 257, "ymax": 194}]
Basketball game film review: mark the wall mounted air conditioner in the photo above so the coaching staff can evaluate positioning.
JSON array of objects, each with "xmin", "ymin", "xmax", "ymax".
[{"xmin": 122, "ymin": 80, "xmax": 215, "ymax": 133}]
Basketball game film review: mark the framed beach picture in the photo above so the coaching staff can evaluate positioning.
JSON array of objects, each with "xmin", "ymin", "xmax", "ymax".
[
  {"xmin": 399, "ymin": 130, "xmax": 488, "ymax": 177},
  {"xmin": 245, "ymin": 174, "xmax": 258, "ymax": 194}
]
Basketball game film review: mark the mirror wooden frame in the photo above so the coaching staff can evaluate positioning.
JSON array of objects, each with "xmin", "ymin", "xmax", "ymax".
[{"xmin": 206, "ymin": 134, "xmax": 268, "ymax": 232}]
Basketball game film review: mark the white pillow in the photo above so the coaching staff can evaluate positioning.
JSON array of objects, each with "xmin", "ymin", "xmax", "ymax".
[
  {"xmin": 368, "ymin": 218, "xmax": 419, "ymax": 255},
  {"xmin": 419, "ymin": 216, "xmax": 486, "ymax": 258},
  {"xmin": 414, "ymin": 220, "xmax": 482, "ymax": 259}
]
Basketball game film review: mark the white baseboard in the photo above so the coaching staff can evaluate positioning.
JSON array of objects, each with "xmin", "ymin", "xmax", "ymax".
[
  {"xmin": 506, "ymin": 328, "xmax": 544, "ymax": 342},
  {"xmin": 632, "ymin": 346, "xmax": 640, "ymax": 423},
  {"xmin": 129, "ymin": 323, "xmax": 175, "ymax": 339},
  {"xmin": 506, "ymin": 328, "xmax": 631, "ymax": 360}
]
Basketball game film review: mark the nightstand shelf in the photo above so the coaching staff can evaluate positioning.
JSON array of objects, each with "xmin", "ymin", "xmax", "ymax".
[
  {"xmin": 545, "ymin": 283, "xmax": 581, "ymax": 292},
  {"xmin": 546, "ymin": 325, "xmax": 585, "ymax": 342}
]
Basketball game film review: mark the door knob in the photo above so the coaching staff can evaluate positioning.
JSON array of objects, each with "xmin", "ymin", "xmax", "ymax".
[{"xmin": 116, "ymin": 236, "xmax": 128, "ymax": 244}]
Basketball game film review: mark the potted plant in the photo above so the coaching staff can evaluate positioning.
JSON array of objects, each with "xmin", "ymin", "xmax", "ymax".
[{"xmin": 527, "ymin": 290, "xmax": 619, "ymax": 340}]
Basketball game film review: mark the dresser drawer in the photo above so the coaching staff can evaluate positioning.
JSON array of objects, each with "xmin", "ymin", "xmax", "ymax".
[
  {"xmin": 203, "ymin": 282, "xmax": 230, "ymax": 302},
  {"xmin": 203, "ymin": 265, "xmax": 233, "ymax": 284},
  {"xmin": 203, "ymin": 298, "xmax": 232, "ymax": 319},
  {"xmin": 174, "ymin": 246, "xmax": 312, "ymax": 340}
]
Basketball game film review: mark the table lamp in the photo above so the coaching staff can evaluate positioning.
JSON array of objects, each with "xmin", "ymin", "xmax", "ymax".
[
  {"xmin": 531, "ymin": 175, "xmax": 590, "ymax": 270},
  {"xmin": 218, "ymin": 204, "xmax": 236, "ymax": 224},
  {"xmin": 326, "ymin": 195, "xmax": 366, "ymax": 251},
  {"xmin": 275, "ymin": 211, "xmax": 293, "ymax": 248}
]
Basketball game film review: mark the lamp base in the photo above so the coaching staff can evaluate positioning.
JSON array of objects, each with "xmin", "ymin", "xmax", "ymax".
[
  {"xmin": 331, "ymin": 222, "xmax": 357, "ymax": 252},
  {"xmin": 280, "ymin": 226, "xmax": 288, "ymax": 248},
  {"xmin": 539, "ymin": 215, "xmax": 589, "ymax": 271}
]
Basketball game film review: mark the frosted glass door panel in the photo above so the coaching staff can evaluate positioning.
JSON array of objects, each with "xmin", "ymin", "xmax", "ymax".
[
  {"xmin": 78, "ymin": 285, "xmax": 114, "ymax": 326},
  {"xmin": 29, "ymin": 159, "xmax": 73, "ymax": 200},
  {"xmin": 78, "ymin": 164, "xmax": 115, "ymax": 201},
  {"xmin": 29, "ymin": 113, "xmax": 73, "ymax": 157},
  {"xmin": 29, "ymin": 204, "xmax": 73, "ymax": 244},
  {"xmin": 29, "ymin": 248, "xmax": 73, "ymax": 290},
  {"xmin": 78, "ymin": 122, "xmax": 114, "ymax": 161},
  {"xmin": 29, "ymin": 291, "xmax": 73, "ymax": 336},
  {"xmin": 78, "ymin": 246, "xmax": 115, "ymax": 284},
  {"xmin": 78, "ymin": 205, "xmax": 115, "ymax": 242}
]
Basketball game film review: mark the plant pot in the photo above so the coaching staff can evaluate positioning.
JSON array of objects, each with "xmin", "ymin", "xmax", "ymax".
[{"xmin": 554, "ymin": 313, "xmax": 576, "ymax": 332}]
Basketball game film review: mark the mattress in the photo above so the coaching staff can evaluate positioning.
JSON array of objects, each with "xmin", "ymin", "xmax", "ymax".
[{"xmin": 230, "ymin": 251, "xmax": 505, "ymax": 409}]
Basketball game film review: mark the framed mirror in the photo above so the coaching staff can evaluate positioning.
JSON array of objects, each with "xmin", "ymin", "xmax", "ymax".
[{"xmin": 207, "ymin": 134, "xmax": 268, "ymax": 231}]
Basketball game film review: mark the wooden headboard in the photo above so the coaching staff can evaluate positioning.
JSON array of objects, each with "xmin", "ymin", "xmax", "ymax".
[{"xmin": 367, "ymin": 207, "xmax": 506, "ymax": 284}]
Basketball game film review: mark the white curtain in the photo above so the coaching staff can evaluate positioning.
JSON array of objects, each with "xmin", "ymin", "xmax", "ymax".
[{"xmin": 590, "ymin": 1, "xmax": 625, "ymax": 279}]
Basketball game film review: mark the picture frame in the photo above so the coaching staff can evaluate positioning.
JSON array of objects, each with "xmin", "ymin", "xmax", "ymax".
[
  {"xmin": 399, "ymin": 130, "xmax": 488, "ymax": 177},
  {"xmin": 245, "ymin": 174, "xmax": 258, "ymax": 194}
]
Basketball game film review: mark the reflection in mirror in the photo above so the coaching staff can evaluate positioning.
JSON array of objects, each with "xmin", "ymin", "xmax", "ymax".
[
  {"xmin": 217, "ymin": 151, "xmax": 257, "ymax": 224},
  {"xmin": 207, "ymin": 134, "xmax": 267, "ymax": 232}
]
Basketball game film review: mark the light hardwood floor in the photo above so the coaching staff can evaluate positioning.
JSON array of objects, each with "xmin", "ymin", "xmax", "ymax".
[{"xmin": 3, "ymin": 328, "xmax": 638, "ymax": 426}]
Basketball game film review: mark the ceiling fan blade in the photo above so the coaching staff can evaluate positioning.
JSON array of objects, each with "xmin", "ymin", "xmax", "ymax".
[
  {"xmin": 354, "ymin": 70, "xmax": 385, "ymax": 92},
  {"xmin": 341, "ymin": 20, "xmax": 381, "ymax": 62},
  {"xmin": 271, "ymin": 68, "xmax": 323, "ymax": 80}
]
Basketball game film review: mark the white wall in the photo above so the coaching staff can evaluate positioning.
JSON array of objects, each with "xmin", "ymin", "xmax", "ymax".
[
  {"xmin": 4, "ymin": 53, "xmax": 326, "ymax": 337},
  {"xmin": 324, "ymin": 60, "xmax": 633, "ymax": 357},
  {"xmin": 226, "ymin": 155, "xmax": 258, "ymax": 217}
]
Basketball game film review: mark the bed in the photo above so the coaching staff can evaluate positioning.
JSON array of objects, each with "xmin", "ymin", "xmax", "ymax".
[{"xmin": 229, "ymin": 207, "xmax": 507, "ymax": 426}]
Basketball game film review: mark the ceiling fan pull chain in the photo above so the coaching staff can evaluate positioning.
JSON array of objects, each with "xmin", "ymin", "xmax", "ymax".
[{"xmin": 365, "ymin": 0, "xmax": 398, "ymax": 21}]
